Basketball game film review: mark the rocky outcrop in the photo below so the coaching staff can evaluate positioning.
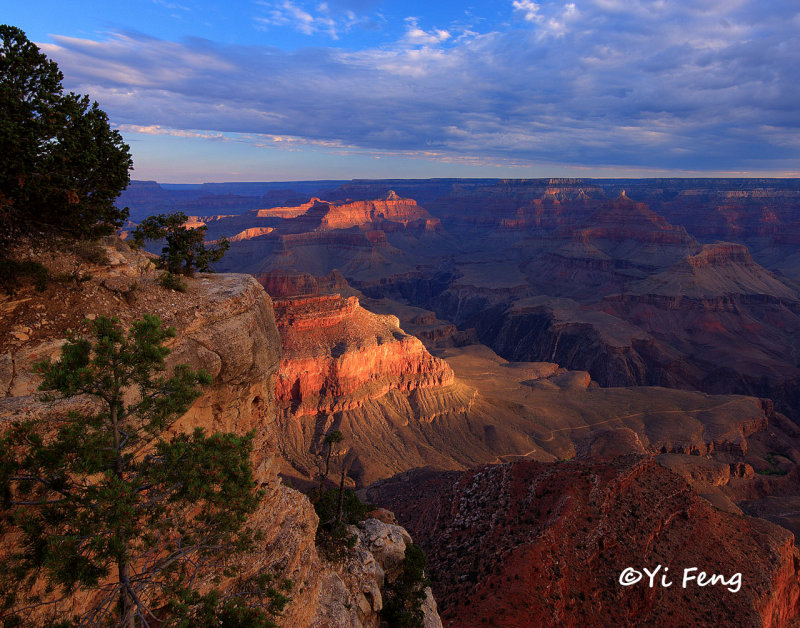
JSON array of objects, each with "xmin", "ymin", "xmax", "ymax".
[
  {"xmin": 367, "ymin": 447, "xmax": 800, "ymax": 628},
  {"xmin": 623, "ymin": 242, "xmax": 797, "ymax": 300},
  {"xmin": 255, "ymin": 198, "xmax": 320, "ymax": 219},
  {"xmin": 226, "ymin": 226, "xmax": 275, "ymax": 242},
  {"xmin": 274, "ymin": 294, "xmax": 454, "ymax": 418},
  {"xmin": 0, "ymin": 239, "xmax": 441, "ymax": 628},
  {"xmin": 314, "ymin": 191, "xmax": 438, "ymax": 231},
  {"xmin": 564, "ymin": 193, "xmax": 695, "ymax": 247},
  {"xmin": 317, "ymin": 518, "xmax": 442, "ymax": 628},
  {"xmin": 270, "ymin": 292, "xmax": 478, "ymax": 485}
]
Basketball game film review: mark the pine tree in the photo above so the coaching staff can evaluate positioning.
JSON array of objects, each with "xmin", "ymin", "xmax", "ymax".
[
  {"xmin": 0, "ymin": 25, "xmax": 132, "ymax": 239},
  {"xmin": 0, "ymin": 315, "xmax": 266, "ymax": 627},
  {"xmin": 132, "ymin": 212, "xmax": 229, "ymax": 277}
]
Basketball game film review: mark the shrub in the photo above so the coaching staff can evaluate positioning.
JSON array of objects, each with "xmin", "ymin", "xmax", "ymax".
[
  {"xmin": 71, "ymin": 239, "xmax": 109, "ymax": 265},
  {"xmin": 313, "ymin": 488, "xmax": 373, "ymax": 526},
  {"xmin": 0, "ymin": 257, "xmax": 48, "ymax": 294},
  {"xmin": 313, "ymin": 489, "xmax": 373, "ymax": 561},
  {"xmin": 159, "ymin": 270, "xmax": 188, "ymax": 292},
  {"xmin": 381, "ymin": 543, "xmax": 431, "ymax": 628}
]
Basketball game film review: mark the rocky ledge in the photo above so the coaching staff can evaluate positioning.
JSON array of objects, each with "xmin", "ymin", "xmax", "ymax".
[{"xmin": 0, "ymin": 238, "xmax": 441, "ymax": 628}]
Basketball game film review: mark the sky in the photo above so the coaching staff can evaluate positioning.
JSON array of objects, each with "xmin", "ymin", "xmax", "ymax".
[{"xmin": 5, "ymin": 0, "xmax": 800, "ymax": 182}]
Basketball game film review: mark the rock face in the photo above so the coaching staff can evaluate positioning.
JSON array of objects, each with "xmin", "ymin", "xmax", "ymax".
[
  {"xmin": 309, "ymin": 191, "xmax": 439, "ymax": 232},
  {"xmin": 254, "ymin": 269, "xmax": 352, "ymax": 299},
  {"xmin": 226, "ymin": 226, "xmax": 275, "ymax": 242},
  {"xmin": 564, "ymin": 193, "xmax": 695, "ymax": 248},
  {"xmin": 274, "ymin": 294, "xmax": 454, "ymax": 417},
  {"xmin": 367, "ymin": 444, "xmax": 800, "ymax": 628},
  {"xmin": 0, "ymin": 240, "xmax": 441, "ymax": 628},
  {"xmin": 271, "ymin": 292, "xmax": 476, "ymax": 485}
]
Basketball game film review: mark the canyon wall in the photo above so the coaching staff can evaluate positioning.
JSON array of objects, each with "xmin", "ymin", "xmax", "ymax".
[
  {"xmin": 0, "ymin": 240, "xmax": 441, "ymax": 628},
  {"xmin": 367, "ymin": 434, "xmax": 800, "ymax": 628}
]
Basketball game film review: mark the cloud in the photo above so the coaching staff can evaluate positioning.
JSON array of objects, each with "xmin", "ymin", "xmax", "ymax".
[
  {"xmin": 403, "ymin": 18, "xmax": 451, "ymax": 46},
  {"xmin": 513, "ymin": 0, "xmax": 544, "ymax": 23},
  {"xmin": 254, "ymin": 0, "xmax": 373, "ymax": 39},
  {"xmin": 152, "ymin": 0, "xmax": 191, "ymax": 11},
  {"xmin": 38, "ymin": 0, "xmax": 800, "ymax": 173}
]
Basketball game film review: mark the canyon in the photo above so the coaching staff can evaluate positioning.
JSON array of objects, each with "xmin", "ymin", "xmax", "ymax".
[
  {"xmin": 8, "ymin": 177, "xmax": 800, "ymax": 625},
  {"xmin": 366, "ymin": 434, "xmax": 800, "ymax": 627},
  {"xmin": 147, "ymin": 177, "xmax": 800, "ymax": 626},
  {"xmin": 0, "ymin": 239, "xmax": 441, "ymax": 627}
]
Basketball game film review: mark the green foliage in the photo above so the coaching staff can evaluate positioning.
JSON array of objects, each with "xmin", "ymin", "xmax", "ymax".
[
  {"xmin": 165, "ymin": 573, "xmax": 292, "ymax": 628},
  {"xmin": 0, "ymin": 25, "xmax": 132, "ymax": 238},
  {"xmin": 381, "ymin": 544, "xmax": 430, "ymax": 628},
  {"xmin": 756, "ymin": 452, "xmax": 790, "ymax": 476},
  {"xmin": 54, "ymin": 270, "xmax": 92, "ymax": 286},
  {"xmin": 324, "ymin": 431, "xmax": 344, "ymax": 446},
  {"xmin": 70, "ymin": 240, "xmax": 109, "ymax": 265},
  {"xmin": 313, "ymin": 488, "xmax": 372, "ymax": 527},
  {"xmin": 312, "ymin": 489, "xmax": 371, "ymax": 562},
  {"xmin": 159, "ymin": 271, "xmax": 188, "ymax": 293},
  {"xmin": 0, "ymin": 258, "xmax": 48, "ymax": 295},
  {"xmin": 132, "ymin": 212, "xmax": 229, "ymax": 277},
  {"xmin": 315, "ymin": 521, "xmax": 358, "ymax": 562},
  {"xmin": 0, "ymin": 315, "xmax": 267, "ymax": 626}
]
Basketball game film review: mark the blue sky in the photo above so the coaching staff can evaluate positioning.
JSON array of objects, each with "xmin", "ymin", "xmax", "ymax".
[{"xmin": 6, "ymin": 0, "xmax": 800, "ymax": 182}]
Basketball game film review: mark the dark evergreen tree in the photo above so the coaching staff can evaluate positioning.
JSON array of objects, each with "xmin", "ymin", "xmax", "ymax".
[
  {"xmin": 0, "ymin": 315, "xmax": 271, "ymax": 627},
  {"xmin": 381, "ymin": 543, "xmax": 430, "ymax": 628},
  {"xmin": 0, "ymin": 25, "xmax": 132, "ymax": 238},
  {"xmin": 132, "ymin": 212, "xmax": 229, "ymax": 277}
]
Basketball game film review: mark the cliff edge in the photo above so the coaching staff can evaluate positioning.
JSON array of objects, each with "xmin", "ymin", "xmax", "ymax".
[{"xmin": 0, "ymin": 237, "xmax": 441, "ymax": 628}]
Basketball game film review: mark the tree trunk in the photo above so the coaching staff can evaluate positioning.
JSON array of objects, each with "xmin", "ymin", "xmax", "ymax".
[
  {"xmin": 111, "ymin": 401, "xmax": 123, "ymax": 477},
  {"xmin": 318, "ymin": 443, "xmax": 333, "ymax": 497},
  {"xmin": 335, "ymin": 464, "xmax": 347, "ymax": 525},
  {"xmin": 111, "ymin": 399, "xmax": 134, "ymax": 627},
  {"xmin": 119, "ymin": 561, "xmax": 135, "ymax": 628}
]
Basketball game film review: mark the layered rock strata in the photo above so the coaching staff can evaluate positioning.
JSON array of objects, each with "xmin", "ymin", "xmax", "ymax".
[
  {"xmin": 0, "ymin": 240, "xmax": 441, "ymax": 628},
  {"xmin": 367, "ymin": 436, "xmax": 800, "ymax": 628}
]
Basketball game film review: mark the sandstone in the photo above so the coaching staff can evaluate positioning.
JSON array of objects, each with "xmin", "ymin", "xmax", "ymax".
[
  {"xmin": 365, "ymin": 508, "xmax": 397, "ymax": 525},
  {"xmin": 368, "ymin": 456, "xmax": 800, "ymax": 628},
  {"xmin": 305, "ymin": 191, "xmax": 435, "ymax": 232},
  {"xmin": 274, "ymin": 294, "xmax": 454, "ymax": 418},
  {"xmin": 1, "ymin": 339, "xmax": 67, "ymax": 396},
  {"xmin": 0, "ymin": 242, "xmax": 442, "ymax": 628}
]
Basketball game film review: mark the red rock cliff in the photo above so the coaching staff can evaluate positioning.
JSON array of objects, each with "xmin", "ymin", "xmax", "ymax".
[
  {"xmin": 367, "ymin": 444, "xmax": 800, "ymax": 628},
  {"xmin": 315, "ymin": 191, "xmax": 435, "ymax": 230},
  {"xmin": 274, "ymin": 294, "xmax": 454, "ymax": 417}
]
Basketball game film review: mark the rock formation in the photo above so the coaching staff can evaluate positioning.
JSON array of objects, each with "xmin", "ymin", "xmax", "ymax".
[
  {"xmin": 366, "ymin": 439, "xmax": 800, "ymax": 627},
  {"xmin": 0, "ymin": 238, "xmax": 441, "ymax": 628},
  {"xmin": 271, "ymin": 292, "xmax": 476, "ymax": 485}
]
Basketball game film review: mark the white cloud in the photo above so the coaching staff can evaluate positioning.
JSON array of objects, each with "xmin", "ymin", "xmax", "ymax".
[
  {"xmin": 255, "ymin": 0, "xmax": 351, "ymax": 39},
  {"xmin": 403, "ymin": 18, "xmax": 451, "ymax": 46},
  {"xmin": 39, "ymin": 0, "xmax": 800, "ymax": 172},
  {"xmin": 544, "ymin": 3, "xmax": 579, "ymax": 38},
  {"xmin": 513, "ymin": 0, "xmax": 543, "ymax": 23}
]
